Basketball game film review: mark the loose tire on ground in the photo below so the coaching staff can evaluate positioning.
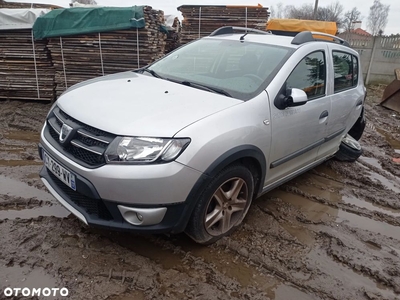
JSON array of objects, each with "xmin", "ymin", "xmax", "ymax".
[
  {"xmin": 185, "ymin": 164, "xmax": 254, "ymax": 245},
  {"xmin": 335, "ymin": 136, "xmax": 363, "ymax": 162}
]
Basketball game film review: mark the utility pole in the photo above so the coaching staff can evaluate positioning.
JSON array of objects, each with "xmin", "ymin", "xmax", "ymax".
[{"xmin": 313, "ymin": 0, "xmax": 319, "ymax": 19}]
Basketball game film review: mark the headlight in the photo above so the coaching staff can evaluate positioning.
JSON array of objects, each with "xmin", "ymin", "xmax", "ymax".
[{"xmin": 105, "ymin": 137, "xmax": 190, "ymax": 164}]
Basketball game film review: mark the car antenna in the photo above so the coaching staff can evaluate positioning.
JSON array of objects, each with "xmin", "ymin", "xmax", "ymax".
[{"xmin": 240, "ymin": 32, "xmax": 248, "ymax": 41}]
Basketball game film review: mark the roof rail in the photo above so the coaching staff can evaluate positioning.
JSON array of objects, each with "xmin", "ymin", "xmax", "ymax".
[
  {"xmin": 210, "ymin": 26, "xmax": 269, "ymax": 37},
  {"xmin": 291, "ymin": 31, "xmax": 350, "ymax": 47}
]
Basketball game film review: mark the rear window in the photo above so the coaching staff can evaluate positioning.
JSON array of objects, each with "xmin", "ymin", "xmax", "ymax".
[
  {"xmin": 333, "ymin": 51, "xmax": 359, "ymax": 92},
  {"xmin": 149, "ymin": 38, "xmax": 292, "ymax": 100}
]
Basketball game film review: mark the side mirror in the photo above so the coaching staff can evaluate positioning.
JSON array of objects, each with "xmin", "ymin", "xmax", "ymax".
[
  {"xmin": 287, "ymin": 88, "xmax": 308, "ymax": 106},
  {"xmin": 274, "ymin": 86, "xmax": 309, "ymax": 110}
]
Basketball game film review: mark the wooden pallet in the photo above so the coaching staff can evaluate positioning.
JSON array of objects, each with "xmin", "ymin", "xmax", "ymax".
[
  {"xmin": 178, "ymin": 5, "xmax": 270, "ymax": 45},
  {"xmin": 47, "ymin": 6, "xmax": 167, "ymax": 97}
]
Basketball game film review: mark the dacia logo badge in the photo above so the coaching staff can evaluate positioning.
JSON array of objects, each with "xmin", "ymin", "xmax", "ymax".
[{"xmin": 59, "ymin": 124, "xmax": 73, "ymax": 143}]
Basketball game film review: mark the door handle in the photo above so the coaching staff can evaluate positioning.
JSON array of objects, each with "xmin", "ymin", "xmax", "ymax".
[
  {"xmin": 319, "ymin": 110, "xmax": 329, "ymax": 119},
  {"xmin": 356, "ymin": 99, "xmax": 363, "ymax": 106}
]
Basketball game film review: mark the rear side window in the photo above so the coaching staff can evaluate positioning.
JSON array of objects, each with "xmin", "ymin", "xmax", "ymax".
[
  {"xmin": 333, "ymin": 51, "xmax": 359, "ymax": 92},
  {"xmin": 286, "ymin": 51, "xmax": 326, "ymax": 99}
]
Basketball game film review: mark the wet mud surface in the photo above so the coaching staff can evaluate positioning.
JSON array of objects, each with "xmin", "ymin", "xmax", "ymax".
[{"xmin": 1, "ymin": 87, "xmax": 400, "ymax": 299}]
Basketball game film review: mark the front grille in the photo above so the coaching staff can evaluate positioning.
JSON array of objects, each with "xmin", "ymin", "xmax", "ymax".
[
  {"xmin": 65, "ymin": 144, "xmax": 105, "ymax": 165},
  {"xmin": 48, "ymin": 171, "xmax": 113, "ymax": 221},
  {"xmin": 46, "ymin": 106, "xmax": 115, "ymax": 167}
]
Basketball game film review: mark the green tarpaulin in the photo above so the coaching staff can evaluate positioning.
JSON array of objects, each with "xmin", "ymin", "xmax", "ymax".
[{"xmin": 33, "ymin": 6, "xmax": 146, "ymax": 39}]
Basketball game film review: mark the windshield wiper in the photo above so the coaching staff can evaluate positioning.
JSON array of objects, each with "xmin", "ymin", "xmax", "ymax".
[
  {"xmin": 139, "ymin": 68, "xmax": 165, "ymax": 80},
  {"xmin": 180, "ymin": 81, "xmax": 232, "ymax": 97}
]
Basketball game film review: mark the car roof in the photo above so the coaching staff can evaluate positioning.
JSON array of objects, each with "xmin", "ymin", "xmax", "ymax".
[
  {"xmin": 204, "ymin": 27, "xmax": 353, "ymax": 52},
  {"xmin": 205, "ymin": 33, "xmax": 299, "ymax": 49}
]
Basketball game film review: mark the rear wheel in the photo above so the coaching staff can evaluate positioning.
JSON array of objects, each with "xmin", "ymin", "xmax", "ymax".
[{"xmin": 185, "ymin": 164, "xmax": 254, "ymax": 245}]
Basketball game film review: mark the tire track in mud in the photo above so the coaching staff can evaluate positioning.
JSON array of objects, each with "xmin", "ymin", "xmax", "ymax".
[
  {"xmin": 0, "ymin": 217, "xmax": 277, "ymax": 300},
  {"xmin": 246, "ymin": 159, "xmax": 400, "ymax": 299}
]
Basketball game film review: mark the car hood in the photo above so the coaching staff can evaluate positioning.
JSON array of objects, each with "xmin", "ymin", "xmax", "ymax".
[{"xmin": 57, "ymin": 72, "xmax": 242, "ymax": 137}]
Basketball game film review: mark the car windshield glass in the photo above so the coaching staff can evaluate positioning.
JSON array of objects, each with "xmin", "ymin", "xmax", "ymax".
[{"xmin": 148, "ymin": 38, "xmax": 291, "ymax": 100}]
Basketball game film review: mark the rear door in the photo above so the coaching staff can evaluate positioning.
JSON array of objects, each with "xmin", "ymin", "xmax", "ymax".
[
  {"xmin": 317, "ymin": 45, "xmax": 365, "ymax": 159},
  {"xmin": 265, "ymin": 45, "xmax": 331, "ymax": 185}
]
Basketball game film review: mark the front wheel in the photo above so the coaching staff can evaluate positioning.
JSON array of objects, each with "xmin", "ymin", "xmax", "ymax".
[{"xmin": 185, "ymin": 164, "xmax": 254, "ymax": 245}]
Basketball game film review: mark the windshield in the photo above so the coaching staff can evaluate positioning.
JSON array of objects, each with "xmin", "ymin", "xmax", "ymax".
[{"xmin": 148, "ymin": 38, "xmax": 292, "ymax": 100}]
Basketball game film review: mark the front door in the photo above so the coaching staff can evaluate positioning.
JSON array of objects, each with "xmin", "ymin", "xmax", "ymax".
[{"xmin": 265, "ymin": 49, "xmax": 331, "ymax": 185}]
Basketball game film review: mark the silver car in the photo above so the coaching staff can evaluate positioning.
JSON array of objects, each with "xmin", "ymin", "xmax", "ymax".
[{"xmin": 39, "ymin": 27, "xmax": 366, "ymax": 244}]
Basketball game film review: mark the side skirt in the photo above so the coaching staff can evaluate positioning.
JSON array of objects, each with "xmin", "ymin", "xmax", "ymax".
[{"xmin": 258, "ymin": 154, "xmax": 334, "ymax": 197}]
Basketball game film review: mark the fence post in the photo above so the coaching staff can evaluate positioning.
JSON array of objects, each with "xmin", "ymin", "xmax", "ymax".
[{"xmin": 365, "ymin": 36, "xmax": 378, "ymax": 85}]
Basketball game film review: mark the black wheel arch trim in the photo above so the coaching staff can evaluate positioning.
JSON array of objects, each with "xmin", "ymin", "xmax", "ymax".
[
  {"xmin": 202, "ymin": 145, "xmax": 267, "ymax": 191},
  {"xmin": 174, "ymin": 145, "xmax": 267, "ymax": 233}
]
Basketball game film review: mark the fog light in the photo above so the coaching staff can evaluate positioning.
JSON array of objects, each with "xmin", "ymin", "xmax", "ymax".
[{"xmin": 117, "ymin": 205, "xmax": 167, "ymax": 226}]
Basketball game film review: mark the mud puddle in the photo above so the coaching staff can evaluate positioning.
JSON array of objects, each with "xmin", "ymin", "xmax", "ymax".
[
  {"xmin": 0, "ymin": 160, "xmax": 43, "ymax": 167},
  {"xmin": 274, "ymin": 284, "xmax": 319, "ymax": 300},
  {"xmin": 0, "ymin": 205, "xmax": 69, "ymax": 221},
  {"xmin": 0, "ymin": 175, "xmax": 53, "ymax": 202},
  {"xmin": 377, "ymin": 128, "xmax": 400, "ymax": 151},
  {"xmin": 366, "ymin": 171, "xmax": 400, "ymax": 193},
  {"xmin": 342, "ymin": 195, "xmax": 400, "ymax": 218},
  {"xmin": 267, "ymin": 190, "xmax": 338, "ymax": 223},
  {"xmin": 336, "ymin": 210, "xmax": 400, "ymax": 240},
  {"xmin": 0, "ymin": 147, "xmax": 25, "ymax": 154},
  {"xmin": 109, "ymin": 233, "xmax": 282, "ymax": 298},
  {"xmin": 3, "ymin": 131, "xmax": 40, "ymax": 143},
  {"xmin": 307, "ymin": 249, "xmax": 397, "ymax": 299},
  {"xmin": 0, "ymin": 266, "xmax": 60, "ymax": 299},
  {"xmin": 266, "ymin": 187, "xmax": 400, "ymax": 241}
]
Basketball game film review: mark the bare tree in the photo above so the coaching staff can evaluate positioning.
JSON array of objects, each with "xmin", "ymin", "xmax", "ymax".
[
  {"xmin": 318, "ymin": 1, "xmax": 344, "ymax": 25},
  {"xmin": 286, "ymin": 1, "xmax": 343, "ymax": 25},
  {"xmin": 269, "ymin": 2, "xmax": 285, "ymax": 19},
  {"xmin": 343, "ymin": 7, "xmax": 362, "ymax": 32},
  {"xmin": 275, "ymin": 3, "xmax": 284, "ymax": 19},
  {"xmin": 367, "ymin": 0, "xmax": 390, "ymax": 36},
  {"xmin": 286, "ymin": 4, "xmax": 314, "ymax": 20}
]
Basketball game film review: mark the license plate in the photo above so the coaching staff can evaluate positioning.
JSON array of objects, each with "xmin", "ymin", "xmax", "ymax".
[{"xmin": 43, "ymin": 150, "xmax": 76, "ymax": 191}]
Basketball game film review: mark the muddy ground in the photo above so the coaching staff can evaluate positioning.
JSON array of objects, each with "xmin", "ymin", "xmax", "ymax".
[{"xmin": 1, "ymin": 86, "xmax": 400, "ymax": 300}]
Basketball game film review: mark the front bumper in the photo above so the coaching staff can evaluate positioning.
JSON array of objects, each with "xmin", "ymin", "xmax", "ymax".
[{"xmin": 38, "ymin": 141, "xmax": 204, "ymax": 234}]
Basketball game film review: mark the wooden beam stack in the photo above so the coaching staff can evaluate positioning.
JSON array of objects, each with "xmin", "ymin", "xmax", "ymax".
[
  {"xmin": 0, "ymin": 29, "xmax": 55, "ymax": 101},
  {"xmin": 178, "ymin": 5, "xmax": 270, "ymax": 45},
  {"xmin": 46, "ymin": 6, "xmax": 166, "ymax": 97},
  {"xmin": 0, "ymin": 0, "xmax": 60, "ymax": 9},
  {"xmin": 165, "ymin": 17, "xmax": 181, "ymax": 54}
]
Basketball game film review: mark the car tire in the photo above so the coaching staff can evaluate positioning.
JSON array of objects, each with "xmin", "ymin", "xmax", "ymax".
[
  {"xmin": 348, "ymin": 117, "xmax": 365, "ymax": 141},
  {"xmin": 335, "ymin": 135, "xmax": 363, "ymax": 162},
  {"xmin": 348, "ymin": 108, "xmax": 366, "ymax": 141},
  {"xmin": 185, "ymin": 164, "xmax": 254, "ymax": 245}
]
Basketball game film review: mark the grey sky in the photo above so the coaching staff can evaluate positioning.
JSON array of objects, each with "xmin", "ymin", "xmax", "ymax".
[{"xmin": 15, "ymin": 0, "xmax": 399, "ymax": 34}]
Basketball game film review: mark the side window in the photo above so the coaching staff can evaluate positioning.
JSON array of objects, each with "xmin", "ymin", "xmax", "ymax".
[
  {"xmin": 333, "ymin": 51, "xmax": 358, "ymax": 92},
  {"xmin": 286, "ymin": 51, "xmax": 326, "ymax": 99}
]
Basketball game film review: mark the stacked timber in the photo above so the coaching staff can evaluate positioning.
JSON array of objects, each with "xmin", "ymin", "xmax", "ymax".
[
  {"xmin": 47, "ymin": 6, "xmax": 166, "ymax": 97},
  {"xmin": 0, "ymin": 8, "xmax": 55, "ymax": 101},
  {"xmin": 0, "ymin": 0, "xmax": 60, "ymax": 9},
  {"xmin": 165, "ymin": 17, "xmax": 181, "ymax": 54},
  {"xmin": 178, "ymin": 5, "xmax": 270, "ymax": 45},
  {"xmin": 0, "ymin": 29, "xmax": 55, "ymax": 101}
]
